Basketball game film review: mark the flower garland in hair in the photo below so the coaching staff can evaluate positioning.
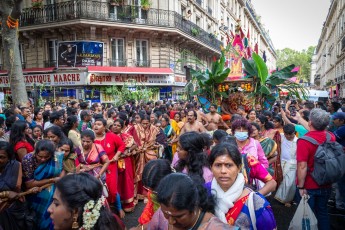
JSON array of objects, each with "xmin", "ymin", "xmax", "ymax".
[{"xmin": 80, "ymin": 196, "xmax": 106, "ymax": 230}]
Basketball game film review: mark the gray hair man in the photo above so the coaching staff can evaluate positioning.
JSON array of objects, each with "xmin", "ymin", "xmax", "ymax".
[{"xmin": 296, "ymin": 108, "xmax": 335, "ymax": 229}]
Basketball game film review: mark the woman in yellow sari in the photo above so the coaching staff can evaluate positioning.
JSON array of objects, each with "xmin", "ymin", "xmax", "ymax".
[{"xmin": 170, "ymin": 112, "xmax": 182, "ymax": 155}]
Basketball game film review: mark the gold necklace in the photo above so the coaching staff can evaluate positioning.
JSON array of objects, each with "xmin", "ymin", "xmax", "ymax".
[{"xmin": 188, "ymin": 209, "xmax": 202, "ymax": 230}]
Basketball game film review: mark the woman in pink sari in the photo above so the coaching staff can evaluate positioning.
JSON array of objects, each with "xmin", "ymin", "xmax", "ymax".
[
  {"xmin": 111, "ymin": 119, "xmax": 137, "ymax": 213},
  {"xmin": 75, "ymin": 130, "xmax": 110, "ymax": 182}
]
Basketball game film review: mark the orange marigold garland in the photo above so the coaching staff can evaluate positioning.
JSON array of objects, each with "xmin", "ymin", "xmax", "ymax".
[{"xmin": 6, "ymin": 15, "xmax": 19, "ymax": 29}]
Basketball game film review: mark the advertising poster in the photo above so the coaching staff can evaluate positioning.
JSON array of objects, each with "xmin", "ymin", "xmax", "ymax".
[{"xmin": 58, "ymin": 41, "xmax": 103, "ymax": 67}]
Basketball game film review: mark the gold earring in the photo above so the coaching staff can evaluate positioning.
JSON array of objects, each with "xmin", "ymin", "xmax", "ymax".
[{"xmin": 72, "ymin": 214, "xmax": 79, "ymax": 229}]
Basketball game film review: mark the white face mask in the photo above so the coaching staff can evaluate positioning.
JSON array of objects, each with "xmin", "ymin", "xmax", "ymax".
[{"xmin": 234, "ymin": 131, "xmax": 248, "ymax": 141}]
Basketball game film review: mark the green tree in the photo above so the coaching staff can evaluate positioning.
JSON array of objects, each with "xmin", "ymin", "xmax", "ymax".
[{"xmin": 276, "ymin": 46, "xmax": 315, "ymax": 82}]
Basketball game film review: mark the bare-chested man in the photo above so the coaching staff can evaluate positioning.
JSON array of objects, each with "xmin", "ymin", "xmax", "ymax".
[
  {"xmin": 205, "ymin": 104, "xmax": 230, "ymax": 131},
  {"xmin": 180, "ymin": 110, "xmax": 207, "ymax": 134},
  {"xmin": 186, "ymin": 103, "xmax": 209, "ymax": 126}
]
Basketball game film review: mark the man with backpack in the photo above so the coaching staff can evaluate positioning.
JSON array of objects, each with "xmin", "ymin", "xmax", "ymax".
[{"xmin": 296, "ymin": 108, "xmax": 337, "ymax": 230}]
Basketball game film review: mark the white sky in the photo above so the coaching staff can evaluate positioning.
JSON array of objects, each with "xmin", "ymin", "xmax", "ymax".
[{"xmin": 251, "ymin": 0, "xmax": 331, "ymax": 51}]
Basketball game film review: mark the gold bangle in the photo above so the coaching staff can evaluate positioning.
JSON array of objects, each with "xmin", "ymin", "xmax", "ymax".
[{"xmin": 0, "ymin": 191, "xmax": 9, "ymax": 198}]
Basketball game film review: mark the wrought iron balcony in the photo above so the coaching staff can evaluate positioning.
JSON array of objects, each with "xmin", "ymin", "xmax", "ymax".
[
  {"xmin": 109, "ymin": 59, "xmax": 127, "ymax": 67},
  {"xmin": 44, "ymin": 60, "xmax": 57, "ymax": 67},
  {"xmin": 134, "ymin": 59, "xmax": 150, "ymax": 67},
  {"xmin": 20, "ymin": 1, "xmax": 222, "ymax": 52}
]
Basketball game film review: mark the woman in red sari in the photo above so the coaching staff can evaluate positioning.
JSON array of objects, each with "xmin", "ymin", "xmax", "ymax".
[
  {"xmin": 93, "ymin": 118, "xmax": 126, "ymax": 216},
  {"xmin": 111, "ymin": 119, "xmax": 137, "ymax": 213},
  {"xmin": 132, "ymin": 114, "xmax": 160, "ymax": 201}
]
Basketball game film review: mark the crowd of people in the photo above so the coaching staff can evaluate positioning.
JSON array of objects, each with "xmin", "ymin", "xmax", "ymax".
[{"xmin": 0, "ymin": 98, "xmax": 344, "ymax": 230}]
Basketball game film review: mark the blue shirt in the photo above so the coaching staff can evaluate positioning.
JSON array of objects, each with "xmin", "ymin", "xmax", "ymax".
[{"xmin": 334, "ymin": 125, "xmax": 345, "ymax": 147}]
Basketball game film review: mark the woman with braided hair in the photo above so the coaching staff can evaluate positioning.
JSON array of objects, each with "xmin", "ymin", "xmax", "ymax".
[
  {"xmin": 172, "ymin": 131, "xmax": 213, "ymax": 183},
  {"xmin": 48, "ymin": 173, "xmax": 124, "ymax": 230}
]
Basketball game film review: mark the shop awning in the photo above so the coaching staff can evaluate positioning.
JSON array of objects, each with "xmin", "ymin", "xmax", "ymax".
[
  {"xmin": 0, "ymin": 67, "xmax": 56, "ymax": 75},
  {"xmin": 87, "ymin": 66, "xmax": 173, "ymax": 75}
]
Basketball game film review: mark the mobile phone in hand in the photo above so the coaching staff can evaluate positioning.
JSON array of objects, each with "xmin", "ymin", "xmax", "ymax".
[{"xmin": 289, "ymin": 106, "xmax": 296, "ymax": 116}]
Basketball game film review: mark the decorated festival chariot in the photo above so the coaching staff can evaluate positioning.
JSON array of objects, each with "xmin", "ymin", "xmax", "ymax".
[{"xmin": 189, "ymin": 21, "xmax": 306, "ymax": 121}]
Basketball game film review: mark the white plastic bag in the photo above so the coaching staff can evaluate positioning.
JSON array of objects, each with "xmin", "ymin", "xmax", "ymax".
[{"xmin": 289, "ymin": 195, "xmax": 318, "ymax": 230}]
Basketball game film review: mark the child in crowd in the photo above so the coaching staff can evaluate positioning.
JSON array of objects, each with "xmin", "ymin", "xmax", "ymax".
[
  {"xmin": 58, "ymin": 138, "xmax": 77, "ymax": 173},
  {"xmin": 275, "ymin": 124, "xmax": 297, "ymax": 206}
]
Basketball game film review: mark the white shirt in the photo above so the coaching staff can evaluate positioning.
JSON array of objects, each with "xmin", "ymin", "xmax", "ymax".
[{"xmin": 281, "ymin": 135, "xmax": 297, "ymax": 162}]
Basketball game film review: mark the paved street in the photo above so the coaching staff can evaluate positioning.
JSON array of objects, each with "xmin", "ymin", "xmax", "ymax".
[{"xmin": 123, "ymin": 193, "xmax": 345, "ymax": 229}]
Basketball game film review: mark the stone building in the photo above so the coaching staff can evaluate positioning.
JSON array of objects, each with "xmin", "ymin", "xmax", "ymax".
[
  {"xmin": 314, "ymin": 0, "xmax": 345, "ymax": 99},
  {"xmin": 0, "ymin": 0, "xmax": 276, "ymax": 103}
]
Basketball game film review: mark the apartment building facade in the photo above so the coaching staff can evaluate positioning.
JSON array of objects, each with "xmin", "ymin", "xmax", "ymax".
[
  {"xmin": 0, "ymin": 0, "xmax": 276, "ymax": 103},
  {"xmin": 314, "ymin": 0, "xmax": 345, "ymax": 99}
]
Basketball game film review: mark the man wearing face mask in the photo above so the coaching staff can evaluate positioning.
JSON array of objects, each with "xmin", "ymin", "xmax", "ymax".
[{"xmin": 231, "ymin": 118, "xmax": 269, "ymax": 169}]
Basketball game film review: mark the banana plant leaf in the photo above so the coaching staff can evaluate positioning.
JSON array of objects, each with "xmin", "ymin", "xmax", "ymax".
[
  {"xmin": 242, "ymin": 59, "xmax": 257, "ymax": 77},
  {"xmin": 215, "ymin": 69, "xmax": 231, "ymax": 83},
  {"xmin": 267, "ymin": 65, "xmax": 298, "ymax": 85},
  {"xmin": 259, "ymin": 85, "xmax": 271, "ymax": 95},
  {"xmin": 252, "ymin": 52, "xmax": 268, "ymax": 84}
]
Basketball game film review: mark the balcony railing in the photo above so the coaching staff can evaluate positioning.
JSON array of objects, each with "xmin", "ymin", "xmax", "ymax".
[
  {"xmin": 134, "ymin": 59, "xmax": 150, "ymax": 67},
  {"xmin": 44, "ymin": 60, "xmax": 57, "ymax": 67},
  {"xmin": 109, "ymin": 59, "xmax": 127, "ymax": 67},
  {"xmin": 20, "ymin": 1, "xmax": 222, "ymax": 52}
]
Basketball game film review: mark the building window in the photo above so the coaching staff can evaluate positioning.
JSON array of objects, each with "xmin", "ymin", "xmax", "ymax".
[
  {"xmin": 47, "ymin": 39, "xmax": 57, "ymax": 67},
  {"xmin": 136, "ymin": 39, "xmax": 148, "ymax": 67},
  {"xmin": 111, "ymin": 38, "xmax": 125, "ymax": 66},
  {"xmin": 181, "ymin": 6, "xmax": 186, "ymax": 16},
  {"xmin": 196, "ymin": 16, "xmax": 201, "ymax": 27},
  {"xmin": 0, "ymin": 51, "xmax": 2, "ymax": 70},
  {"xmin": 180, "ymin": 51, "xmax": 187, "ymax": 73},
  {"xmin": 19, "ymin": 43, "xmax": 25, "ymax": 69}
]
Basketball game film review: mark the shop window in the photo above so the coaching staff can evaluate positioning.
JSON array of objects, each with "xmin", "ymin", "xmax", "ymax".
[
  {"xmin": 111, "ymin": 38, "xmax": 125, "ymax": 66},
  {"xmin": 136, "ymin": 40, "xmax": 148, "ymax": 67},
  {"xmin": 19, "ymin": 43, "xmax": 26, "ymax": 69},
  {"xmin": 47, "ymin": 39, "xmax": 57, "ymax": 67}
]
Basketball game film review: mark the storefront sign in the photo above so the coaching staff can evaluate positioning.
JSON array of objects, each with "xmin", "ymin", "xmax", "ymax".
[
  {"xmin": 87, "ymin": 73, "xmax": 174, "ymax": 85},
  {"xmin": 57, "ymin": 41, "xmax": 104, "ymax": 67},
  {"xmin": 0, "ymin": 72, "xmax": 86, "ymax": 87}
]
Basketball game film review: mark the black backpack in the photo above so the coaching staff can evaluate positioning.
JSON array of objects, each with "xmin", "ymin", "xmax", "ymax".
[{"xmin": 299, "ymin": 132, "xmax": 345, "ymax": 185}]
